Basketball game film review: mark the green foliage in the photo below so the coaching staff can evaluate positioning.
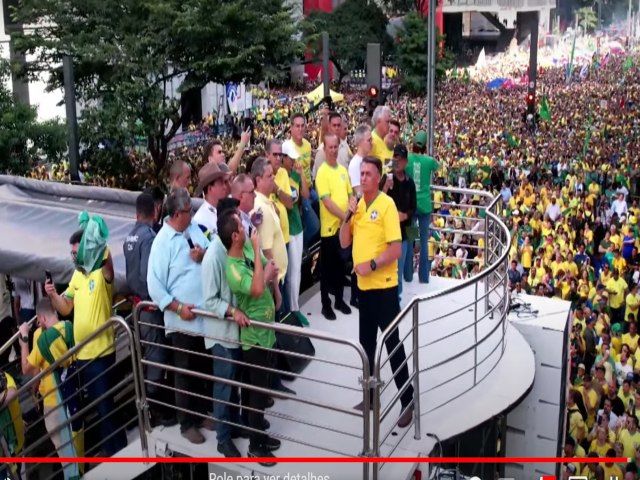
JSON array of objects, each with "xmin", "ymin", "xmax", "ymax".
[
  {"xmin": 12, "ymin": 0, "xmax": 304, "ymax": 181},
  {"xmin": 301, "ymin": 0, "xmax": 392, "ymax": 83},
  {"xmin": 577, "ymin": 7, "xmax": 597, "ymax": 32},
  {"xmin": 395, "ymin": 12, "xmax": 453, "ymax": 95},
  {"xmin": 0, "ymin": 58, "xmax": 66, "ymax": 175}
]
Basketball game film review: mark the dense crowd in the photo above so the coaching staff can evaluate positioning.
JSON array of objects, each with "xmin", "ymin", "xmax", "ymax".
[{"xmin": 10, "ymin": 32, "xmax": 640, "ymax": 473}]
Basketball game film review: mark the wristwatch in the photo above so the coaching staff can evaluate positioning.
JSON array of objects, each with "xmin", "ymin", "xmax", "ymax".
[
  {"xmin": 19, "ymin": 335, "xmax": 28, "ymax": 343},
  {"xmin": 370, "ymin": 259, "xmax": 377, "ymax": 271}
]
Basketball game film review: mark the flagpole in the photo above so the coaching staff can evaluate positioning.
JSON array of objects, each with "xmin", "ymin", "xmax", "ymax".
[{"xmin": 426, "ymin": 0, "xmax": 436, "ymax": 157}]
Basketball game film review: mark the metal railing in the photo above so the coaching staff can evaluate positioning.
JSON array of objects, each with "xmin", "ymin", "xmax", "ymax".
[
  {"xmin": 0, "ymin": 314, "xmax": 144, "ymax": 480},
  {"xmin": 0, "ymin": 186, "xmax": 511, "ymax": 480},
  {"xmin": 372, "ymin": 186, "xmax": 511, "ymax": 479},
  {"xmin": 132, "ymin": 301, "xmax": 373, "ymax": 478}
]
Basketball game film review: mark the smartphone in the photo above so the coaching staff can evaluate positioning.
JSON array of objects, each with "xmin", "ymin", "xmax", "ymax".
[
  {"xmin": 45, "ymin": 270, "xmax": 52, "ymax": 284},
  {"xmin": 184, "ymin": 232, "xmax": 195, "ymax": 249}
]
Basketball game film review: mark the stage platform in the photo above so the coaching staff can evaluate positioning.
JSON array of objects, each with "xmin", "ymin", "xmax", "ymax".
[{"xmin": 113, "ymin": 275, "xmax": 537, "ymax": 480}]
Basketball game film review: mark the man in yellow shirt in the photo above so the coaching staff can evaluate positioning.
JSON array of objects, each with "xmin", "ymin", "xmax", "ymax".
[
  {"xmin": 45, "ymin": 228, "xmax": 127, "ymax": 456},
  {"xmin": 606, "ymin": 268, "xmax": 628, "ymax": 326},
  {"xmin": 619, "ymin": 415, "xmax": 640, "ymax": 457},
  {"xmin": 316, "ymin": 133, "xmax": 353, "ymax": 320},
  {"xmin": 339, "ymin": 156, "xmax": 414, "ymax": 429},
  {"xmin": 18, "ymin": 298, "xmax": 81, "ymax": 479},
  {"xmin": 370, "ymin": 105, "xmax": 393, "ymax": 167},
  {"xmin": 251, "ymin": 157, "xmax": 289, "ymax": 311}
]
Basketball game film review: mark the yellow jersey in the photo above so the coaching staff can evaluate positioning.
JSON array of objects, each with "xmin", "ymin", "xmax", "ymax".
[
  {"xmin": 63, "ymin": 264, "xmax": 114, "ymax": 361},
  {"xmin": 351, "ymin": 192, "xmax": 401, "ymax": 291},
  {"xmin": 370, "ymin": 130, "xmax": 393, "ymax": 171},
  {"xmin": 28, "ymin": 322, "xmax": 74, "ymax": 408},
  {"xmin": 272, "ymin": 167, "xmax": 291, "ymax": 244},
  {"xmin": 292, "ymin": 138, "xmax": 312, "ymax": 185},
  {"xmin": 315, "ymin": 162, "xmax": 352, "ymax": 237},
  {"xmin": 2, "ymin": 372, "xmax": 24, "ymax": 455}
]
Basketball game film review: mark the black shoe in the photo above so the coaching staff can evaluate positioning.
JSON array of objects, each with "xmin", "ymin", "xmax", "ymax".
[
  {"xmin": 266, "ymin": 397, "xmax": 275, "ymax": 408},
  {"xmin": 150, "ymin": 414, "xmax": 178, "ymax": 428},
  {"xmin": 322, "ymin": 305, "xmax": 336, "ymax": 320},
  {"xmin": 334, "ymin": 300, "xmax": 352, "ymax": 315},
  {"xmin": 248, "ymin": 446, "xmax": 277, "ymax": 467},
  {"xmin": 263, "ymin": 418, "xmax": 270, "ymax": 430},
  {"xmin": 217, "ymin": 440, "xmax": 241, "ymax": 458},
  {"xmin": 274, "ymin": 383, "xmax": 296, "ymax": 396},
  {"xmin": 232, "ymin": 427, "xmax": 249, "ymax": 439},
  {"xmin": 350, "ymin": 298, "xmax": 359, "ymax": 309},
  {"xmin": 264, "ymin": 436, "xmax": 281, "ymax": 451}
]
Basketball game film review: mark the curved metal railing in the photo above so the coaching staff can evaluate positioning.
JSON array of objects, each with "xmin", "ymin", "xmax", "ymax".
[
  {"xmin": 0, "ymin": 186, "xmax": 512, "ymax": 480},
  {"xmin": 372, "ymin": 186, "xmax": 511, "ymax": 479}
]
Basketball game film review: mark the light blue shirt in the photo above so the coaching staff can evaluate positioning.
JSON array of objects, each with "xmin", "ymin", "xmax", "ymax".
[
  {"xmin": 201, "ymin": 236, "xmax": 238, "ymax": 350},
  {"xmin": 147, "ymin": 219, "xmax": 210, "ymax": 336}
]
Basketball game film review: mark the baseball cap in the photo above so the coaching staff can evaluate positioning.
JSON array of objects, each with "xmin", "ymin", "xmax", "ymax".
[
  {"xmin": 578, "ymin": 363, "xmax": 585, "ymax": 370},
  {"xmin": 393, "ymin": 144, "xmax": 408, "ymax": 158},
  {"xmin": 414, "ymin": 130, "xmax": 427, "ymax": 148},
  {"xmin": 281, "ymin": 140, "xmax": 300, "ymax": 160}
]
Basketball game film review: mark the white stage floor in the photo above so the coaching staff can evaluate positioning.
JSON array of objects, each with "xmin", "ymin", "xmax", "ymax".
[{"xmin": 114, "ymin": 276, "xmax": 536, "ymax": 480}]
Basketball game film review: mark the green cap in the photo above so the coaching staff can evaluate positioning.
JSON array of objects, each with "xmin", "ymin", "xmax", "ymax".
[{"xmin": 414, "ymin": 130, "xmax": 428, "ymax": 148}]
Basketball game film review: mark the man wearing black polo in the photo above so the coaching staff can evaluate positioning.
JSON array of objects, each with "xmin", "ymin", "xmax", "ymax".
[{"xmin": 339, "ymin": 156, "xmax": 414, "ymax": 428}]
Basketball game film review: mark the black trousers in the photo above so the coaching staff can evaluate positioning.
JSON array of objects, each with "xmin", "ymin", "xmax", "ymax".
[
  {"xmin": 241, "ymin": 347, "xmax": 275, "ymax": 448},
  {"xmin": 169, "ymin": 333, "xmax": 211, "ymax": 431},
  {"xmin": 320, "ymin": 234, "xmax": 344, "ymax": 307},
  {"xmin": 359, "ymin": 286, "xmax": 414, "ymax": 409},
  {"xmin": 139, "ymin": 309, "xmax": 173, "ymax": 418},
  {"xmin": 0, "ymin": 316, "xmax": 15, "ymax": 368}
]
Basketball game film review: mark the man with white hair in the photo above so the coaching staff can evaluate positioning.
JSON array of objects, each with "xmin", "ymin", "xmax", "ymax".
[
  {"xmin": 348, "ymin": 124, "xmax": 373, "ymax": 198},
  {"xmin": 370, "ymin": 105, "xmax": 393, "ymax": 166}
]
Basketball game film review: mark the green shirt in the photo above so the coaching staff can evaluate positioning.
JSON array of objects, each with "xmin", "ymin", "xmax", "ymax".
[
  {"xmin": 287, "ymin": 169, "xmax": 303, "ymax": 236},
  {"xmin": 407, "ymin": 153, "xmax": 439, "ymax": 215},
  {"xmin": 225, "ymin": 242, "xmax": 276, "ymax": 350}
]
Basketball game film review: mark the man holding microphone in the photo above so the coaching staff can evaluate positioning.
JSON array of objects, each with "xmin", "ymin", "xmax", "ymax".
[{"xmin": 339, "ymin": 156, "xmax": 415, "ymax": 428}]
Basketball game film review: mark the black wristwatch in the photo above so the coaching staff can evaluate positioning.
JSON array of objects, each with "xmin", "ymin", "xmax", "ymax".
[
  {"xmin": 370, "ymin": 259, "xmax": 377, "ymax": 271},
  {"xmin": 19, "ymin": 335, "xmax": 28, "ymax": 343}
]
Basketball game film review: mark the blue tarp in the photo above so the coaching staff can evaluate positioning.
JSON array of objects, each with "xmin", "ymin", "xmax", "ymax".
[{"xmin": 486, "ymin": 78, "xmax": 506, "ymax": 90}]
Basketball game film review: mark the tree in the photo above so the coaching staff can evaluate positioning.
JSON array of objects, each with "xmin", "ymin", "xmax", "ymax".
[
  {"xmin": 395, "ymin": 12, "xmax": 453, "ymax": 95},
  {"xmin": 576, "ymin": 7, "xmax": 598, "ymax": 32},
  {"xmin": 301, "ymin": 0, "xmax": 392, "ymax": 84},
  {"xmin": 12, "ymin": 0, "xmax": 304, "ymax": 182},
  {"xmin": 0, "ymin": 58, "xmax": 66, "ymax": 175}
]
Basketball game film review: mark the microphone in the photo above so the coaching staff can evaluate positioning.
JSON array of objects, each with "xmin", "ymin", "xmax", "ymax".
[{"xmin": 184, "ymin": 232, "xmax": 195, "ymax": 249}]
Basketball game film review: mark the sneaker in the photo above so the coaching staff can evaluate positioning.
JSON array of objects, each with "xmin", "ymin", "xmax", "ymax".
[
  {"xmin": 217, "ymin": 440, "xmax": 241, "ymax": 458},
  {"xmin": 295, "ymin": 311, "xmax": 310, "ymax": 326},
  {"xmin": 199, "ymin": 417, "xmax": 216, "ymax": 431},
  {"xmin": 334, "ymin": 300, "xmax": 352, "ymax": 315},
  {"xmin": 248, "ymin": 446, "xmax": 277, "ymax": 467},
  {"xmin": 264, "ymin": 436, "xmax": 281, "ymax": 451},
  {"xmin": 181, "ymin": 427, "xmax": 205, "ymax": 444},
  {"xmin": 321, "ymin": 305, "xmax": 336, "ymax": 320}
]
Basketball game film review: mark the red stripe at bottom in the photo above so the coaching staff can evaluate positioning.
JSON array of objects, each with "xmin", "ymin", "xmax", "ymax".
[{"xmin": 0, "ymin": 457, "xmax": 628, "ymax": 464}]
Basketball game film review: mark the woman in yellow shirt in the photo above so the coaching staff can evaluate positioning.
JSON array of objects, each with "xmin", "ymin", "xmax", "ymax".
[
  {"xmin": 578, "ymin": 270, "xmax": 592, "ymax": 299},
  {"xmin": 626, "ymin": 284, "xmax": 640, "ymax": 322},
  {"xmin": 589, "ymin": 427, "xmax": 613, "ymax": 457}
]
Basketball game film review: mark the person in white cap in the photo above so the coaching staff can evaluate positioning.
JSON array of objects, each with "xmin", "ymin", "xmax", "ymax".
[{"xmin": 282, "ymin": 140, "xmax": 309, "ymax": 322}]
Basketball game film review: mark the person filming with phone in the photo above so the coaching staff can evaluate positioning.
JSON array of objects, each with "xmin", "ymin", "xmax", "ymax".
[
  {"xmin": 147, "ymin": 187, "xmax": 214, "ymax": 444},
  {"xmin": 44, "ymin": 213, "xmax": 127, "ymax": 456}
]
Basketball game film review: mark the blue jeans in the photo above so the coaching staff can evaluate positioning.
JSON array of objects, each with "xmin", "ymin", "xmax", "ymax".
[
  {"xmin": 417, "ymin": 213, "xmax": 431, "ymax": 283},
  {"xmin": 76, "ymin": 353, "xmax": 127, "ymax": 456},
  {"xmin": 211, "ymin": 344, "xmax": 240, "ymax": 444},
  {"xmin": 398, "ymin": 239, "xmax": 414, "ymax": 301}
]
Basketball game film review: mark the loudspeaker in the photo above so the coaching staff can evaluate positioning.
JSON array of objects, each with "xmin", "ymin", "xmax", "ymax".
[{"xmin": 275, "ymin": 313, "xmax": 315, "ymax": 376}]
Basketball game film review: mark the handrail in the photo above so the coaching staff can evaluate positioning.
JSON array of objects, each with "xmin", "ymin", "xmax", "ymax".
[
  {"xmin": 1, "ymin": 314, "xmax": 145, "ymax": 477},
  {"xmin": 132, "ymin": 301, "xmax": 374, "ymax": 477},
  {"xmin": 371, "ymin": 186, "xmax": 511, "ymax": 479},
  {"xmin": 0, "ymin": 298, "xmax": 129, "ymax": 359}
]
